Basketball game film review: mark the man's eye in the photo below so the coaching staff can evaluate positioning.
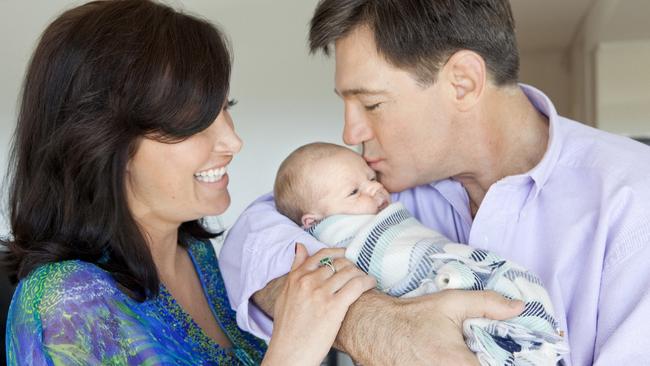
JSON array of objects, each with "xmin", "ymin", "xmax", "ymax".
[
  {"xmin": 348, "ymin": 188, "xmax": 359, "ymax": 197},
  {"xmin": 364, "ymin": 103, "xmax": 382, "ymax": 111}
]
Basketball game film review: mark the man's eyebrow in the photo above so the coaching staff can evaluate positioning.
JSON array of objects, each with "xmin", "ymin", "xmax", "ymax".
[{"xmin": 334, "ymin": 88, "xmax": 388, "ymax": 97}]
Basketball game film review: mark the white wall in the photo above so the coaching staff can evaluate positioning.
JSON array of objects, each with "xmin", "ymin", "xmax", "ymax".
[
  {"xmin": 517, "ymin": 0, "xmax": 650, "ymax": 133},
  {"xmin": 0, "ymin": 0, "xmax": 344, "ymax": 236},
  {"xmin": 568, "ymin": 0, "xmax": 650, "ymax": 129},
  {"xmin": 567, "ymin": 0, "xmax": 622, "ymax": 125},
  {"xmin": 519, "ymin": 50, "xmax": 571, "ymax": 117},
  {"xmin": 596, "ymin": 40, "xmax": 650, "ymax": 136}
]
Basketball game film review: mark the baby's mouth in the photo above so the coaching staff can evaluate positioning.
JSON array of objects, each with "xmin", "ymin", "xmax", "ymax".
[{"xmin": 377, "ymin": 193, "xmax": 390, "ymax": 211}]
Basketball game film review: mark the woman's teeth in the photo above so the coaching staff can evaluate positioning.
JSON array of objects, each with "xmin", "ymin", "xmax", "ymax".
[{"xmin": 194, "ymin": 167, "xmax": 226, "ymax": 183}]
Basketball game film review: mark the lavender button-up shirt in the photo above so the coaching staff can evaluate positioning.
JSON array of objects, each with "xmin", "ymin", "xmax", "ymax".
[{"xmin": 219, "ymin": 85, "xmax": 650, "ymax": 365}]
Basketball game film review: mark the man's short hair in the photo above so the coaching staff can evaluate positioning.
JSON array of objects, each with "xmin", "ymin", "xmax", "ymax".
[
  {"xmin": 274, "ymin": 142, "xmax": 350, "ymax": 225},
  {"xmin": 309, "ymin": 0, "xmax": 519, "ymax": 86}
]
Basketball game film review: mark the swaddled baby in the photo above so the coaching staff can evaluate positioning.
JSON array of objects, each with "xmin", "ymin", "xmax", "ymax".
[{"xmin": 274, "ymin": 142, "xmax": 568, "ymax": 366}]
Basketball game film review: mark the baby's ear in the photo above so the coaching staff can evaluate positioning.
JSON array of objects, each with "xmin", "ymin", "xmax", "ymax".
[{"xmin": 301, "ymin": 213, "xmax": 321, "ymax": 229}]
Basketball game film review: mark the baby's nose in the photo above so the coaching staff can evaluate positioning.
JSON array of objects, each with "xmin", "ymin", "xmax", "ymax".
[
  {"xmin": 368, "ymin": 182, "xmax": 389, "ymax": 210},
  {"xmin": 366, "ymin": 181, "xmax": 382, "ymax": 196}
]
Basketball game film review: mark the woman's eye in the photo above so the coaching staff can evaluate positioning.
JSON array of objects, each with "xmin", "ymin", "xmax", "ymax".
[
  {"xmin": 348, "ymin": 188, "xmax": 359, "ymax": 197},
  {"xmin": 364, "ymin": 103, "xmax": 382, "ymax": 111},
  {"xmin": 225, "ymin": 98, "xmax": 238, "ymax": 110}
]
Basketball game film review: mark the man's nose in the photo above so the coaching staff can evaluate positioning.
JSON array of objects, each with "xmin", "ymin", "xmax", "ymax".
[{"xmin": 343, "ymin": 106, "xmax": 373, "ymax": 146}]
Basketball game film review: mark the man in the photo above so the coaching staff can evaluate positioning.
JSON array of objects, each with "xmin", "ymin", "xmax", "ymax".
[{"xmin": 220, "ymin": 0, "xmax": 650, "ymax": 365}]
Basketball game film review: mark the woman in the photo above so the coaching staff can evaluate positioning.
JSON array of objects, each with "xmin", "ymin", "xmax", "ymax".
[{"xmin": 2, "ymin": 1, "xmax": 375, "ymax": 365}]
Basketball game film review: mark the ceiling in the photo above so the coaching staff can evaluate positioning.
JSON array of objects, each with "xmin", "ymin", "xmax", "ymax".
[{"xmin": 510, "ymin": 0, "xmax": 595, "ymax": 51}]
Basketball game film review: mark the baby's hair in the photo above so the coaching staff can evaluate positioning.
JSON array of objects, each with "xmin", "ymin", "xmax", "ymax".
[{"xmin": 274, "ymin": 142, "xmax": 352, "ymax": 225}]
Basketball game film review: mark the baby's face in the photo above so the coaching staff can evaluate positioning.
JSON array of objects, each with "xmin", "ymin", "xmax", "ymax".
[{"xmin": 311, "ymin": 150, "xmax": 390, "ymax": 218}]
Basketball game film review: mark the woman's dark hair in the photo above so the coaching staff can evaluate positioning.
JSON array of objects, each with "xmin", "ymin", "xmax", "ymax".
[
  {"xmin": 1, "ymin": 0, "xmax": 231, "ymax": 300},
  {"xmin": 309, "ymin": 0, "xmax": 519, "ymax": 86}
]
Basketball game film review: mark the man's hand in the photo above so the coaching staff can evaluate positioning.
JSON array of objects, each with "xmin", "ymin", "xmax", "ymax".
[
  {"xmin": 253, "ymin": 257, "xmax": 523, "ymax": 365},
  {"xmin": 335, "ymin": 289, "xmax": 524, "ymax": 366}
]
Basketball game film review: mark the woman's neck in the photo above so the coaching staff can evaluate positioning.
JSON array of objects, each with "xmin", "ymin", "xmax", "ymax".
[{"xmin": 136, "ymin": 215, "xmax": 183, "ymax": 279}]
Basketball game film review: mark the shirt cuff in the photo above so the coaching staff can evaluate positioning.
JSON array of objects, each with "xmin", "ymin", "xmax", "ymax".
[{"xmin": 236, "ymin": 297, "xmax": 274, "ymax": 342}]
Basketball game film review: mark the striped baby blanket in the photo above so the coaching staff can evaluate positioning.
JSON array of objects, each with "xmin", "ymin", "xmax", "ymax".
[{"xmin": 308, "ymin": 202, "xmax": 568, "ymax": 366}]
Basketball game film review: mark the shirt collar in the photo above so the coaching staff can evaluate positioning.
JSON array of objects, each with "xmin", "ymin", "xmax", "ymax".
[{"xmin": 519, "ymin": 83, "xmax": 564, "ymax": 191}]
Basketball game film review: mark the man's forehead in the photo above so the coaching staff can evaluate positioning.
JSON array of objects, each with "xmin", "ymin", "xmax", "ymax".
[
  {"xmin": 334, "ymin": 27, "xmax": 379, "ymax": 69},
  {"xmin": 333, "ymin": 51, "xmax": 392, "ymax": 97},
  {"xmin": 333, "ymin": 28, "xmax": 400, "ymax": 97}
]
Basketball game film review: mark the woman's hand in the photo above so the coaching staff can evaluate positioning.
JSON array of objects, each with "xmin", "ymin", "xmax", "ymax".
[{"xmin": 262, "ymin": 244, "xmax": 376, "ymax": 366}]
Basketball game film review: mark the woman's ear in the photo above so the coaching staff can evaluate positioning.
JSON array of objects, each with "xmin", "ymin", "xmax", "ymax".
[
  {"xmin": 440, "ymin": 50, "xmax": 486, "ymax": 111},
  {"xmin": 301, "ymin": 213, "xmax": 322, "ymax": 229}
]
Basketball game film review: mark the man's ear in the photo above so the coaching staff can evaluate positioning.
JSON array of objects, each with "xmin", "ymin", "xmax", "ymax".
[
  {"xmin": 440, "ymin": 50, "xmax": 486, "ymax": 111},
  {"xmin": 301, "ymin": 213, "xmax": 322, "ymax": 229}
]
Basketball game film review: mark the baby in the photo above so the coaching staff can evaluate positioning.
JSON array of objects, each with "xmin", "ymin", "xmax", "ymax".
[
  {"xmin": 274, "ymin": 142, "xmax": 568, "ymax": 366},
  {"xmin": 274, "ymin": 142, "xmax": 390, "ymax": 229}
]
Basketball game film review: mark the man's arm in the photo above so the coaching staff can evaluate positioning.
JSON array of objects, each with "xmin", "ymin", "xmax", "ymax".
[
  {"xmin": 252, "ymin": 276, "xmax": 285, "ymax": 318},
  {"xmin": 592, "ymin": 200, "xmax": 650, "ymax": 364},
  {"xmin": 223, "ymin": 193, "xmax": 522, "ymax": 364},
  {"xmin": 339, "ymin": 290, "xmax": 525, "ymax": 366},
  {"xmin": 254, "ymin": 276, "xmax": 522, "ymax": 366}
]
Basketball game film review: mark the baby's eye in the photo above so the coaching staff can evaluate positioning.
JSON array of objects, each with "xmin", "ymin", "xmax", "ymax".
[
  {"xmin": 370, "ymin": 176, "xmax": 377, "ymax": 181},
  {"xmin": 348, "ymin": 188, "xmax": 359, "ymax": 197}
]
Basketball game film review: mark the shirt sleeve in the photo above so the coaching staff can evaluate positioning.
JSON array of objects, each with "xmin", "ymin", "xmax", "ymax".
[
  {"xmin": 592, "ymin": 188, "xmax": 650, "ymax": 364},
  {"xmin": 6, "ymin": 263, "xmax": 148, "ymax": 365},
  {"xmin": 219, "ymin": 193, "xmax": 328, "ymax": 341},
  {"xmin": 7, "ymin": 280, "xmax": 52, "ymax": 366}
]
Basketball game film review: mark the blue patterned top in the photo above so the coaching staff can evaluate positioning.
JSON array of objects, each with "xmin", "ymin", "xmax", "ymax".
[{"xmin": 6, "ymin": 238, "xmax": 267, "ymax": 365}]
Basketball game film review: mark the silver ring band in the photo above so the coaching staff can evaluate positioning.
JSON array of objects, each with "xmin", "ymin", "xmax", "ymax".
[
  {"xmin": 324, "ymin": 262, "xmax": 336, "ymax": 274},
  {"xmin": 319, "ymin": 256, "xmax": 337, "ymax": 274}
]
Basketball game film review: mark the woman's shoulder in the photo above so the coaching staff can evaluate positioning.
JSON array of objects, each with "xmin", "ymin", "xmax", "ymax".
[
  {"xmin": 13, "ymin": 260, "xmax": 121, "ymax": 315},
  {"xmin": 22, "ymin": 259, "xmax": 115, "ymax": 290},
  {"xmin": 8, "ymin": 262, "xmax": 156, "ymax": 364}
]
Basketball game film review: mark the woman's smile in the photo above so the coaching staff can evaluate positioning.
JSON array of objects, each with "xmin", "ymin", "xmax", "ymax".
[{"xmin": 194, "ymin": 165, "xmax": 228, "ymax": 183}]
